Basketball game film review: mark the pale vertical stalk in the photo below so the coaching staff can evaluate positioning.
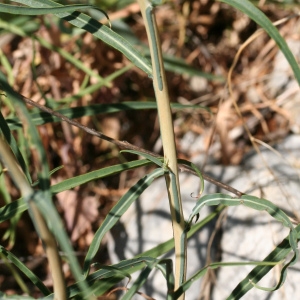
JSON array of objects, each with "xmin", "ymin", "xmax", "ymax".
[
  {"xmin": 0, "ymin": 136, "xmax": 66, "ymax": 300},
  {"xmin": 137, "ymin": 0, "xmax": 186, "ymax": 297}
]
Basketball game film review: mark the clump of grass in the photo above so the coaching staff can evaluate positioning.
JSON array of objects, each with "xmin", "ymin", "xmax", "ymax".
[{"xmin": 0, "ymin": 1, "xmax": 299, "ymax": 299}]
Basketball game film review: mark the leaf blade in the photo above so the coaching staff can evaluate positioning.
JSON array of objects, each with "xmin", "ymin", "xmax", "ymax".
[{"xmin": 83, "ymin": 168, "xmax": 165, "ymax": 275}]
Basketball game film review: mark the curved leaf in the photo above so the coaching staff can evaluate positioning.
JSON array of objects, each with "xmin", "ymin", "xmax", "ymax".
[
  {"xmin": 227, "ymin": 224, "xmax": 300, "ymax": 299},
  {"xmin": 174, "ymin": 260, "xmax": 280, "ymax": 299},
  {"xmin": 189, "ymin": 193, "xmax": 298, "ymax": 292}
]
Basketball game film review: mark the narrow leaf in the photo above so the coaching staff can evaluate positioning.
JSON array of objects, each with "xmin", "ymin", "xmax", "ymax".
[
  {"xmin": 45, "ymin": 257, "xmax": 159, "ymax": 298},
  {"xmin": 0, "ymin": 3, "xmax": 97, "ymax": 15},
  {"xmin": 174, "ymin": 260, "xmax": 280, "ymax": 299},
  {"xmin": 227, "ymin": 224, "xmax": 300, "ymax": 299},
  {"xmin": 0, "ymin": 245, "xmax": 51, "ymax": 295},
  {"xmin": 189, "ymin": 193, "xmax": 298, "ymax": 292},
  {"xmin": 0, "ymin": 159, "xmax": 152, "ymax": 222},
  {"xmin": 121, "ymin": 149, "xmax": 163, "ymax": 167},
  {"xmin": 6, "ymin": 102, "xmax": 209, "ymax": 130},
  {"xmin": 122, "ymin": 261, "xmax": 157, "ymax": 300},
  {"xmin": 83, "ymin": 168, "xmax": 165, "ymax": 275}
]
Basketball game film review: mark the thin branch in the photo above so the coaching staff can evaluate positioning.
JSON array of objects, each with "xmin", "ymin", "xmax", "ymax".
[{"xmin": 21, "ymin": 95, "xmax": 243, "ymax": 197}]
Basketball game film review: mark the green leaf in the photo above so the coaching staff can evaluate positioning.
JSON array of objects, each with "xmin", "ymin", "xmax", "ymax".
[
  {"xmin": 227, "ymin": 223, "xmax": 300, "ymax": 299},
  {"xmin": 174, "ymin": 260, "xmax": 280, "ymax": 299},
  {"xmin": 52, "ymin": 159, "xmax": 152, "ymax": 193},
  {"xmin": 0, "ymin": 159, "xmax": 152, "ymax": 222},
  {"xmin": 45, "ymin": 257, "xmax": 165, "ymax": 298},
  {"xmin": 0, "ymin": 292, "xmax": 35, "ymax": 299},
  {"xmin": 0, "ymin": 3, "xmax": 97, "ymax": 15},
  {"xmin": 178, "ymin": 158, "xmax": 204, "ymax": 197},
  {"xmin": 6, "ymin": 101, "xmax": 209, "ymax": 130},
  {"xmin": 83, "ymin": 168, "xmax": 165, "ymax": 275},
  {"xmin": 219, "ymin": 0, "xmax": 300, "ymax": 85},
  {"xmin": 189, "ymin": 193, "xmax": 299, "ymax": 292},
  {"xmin": 121, "ymin": 149, "xmax": 164, "ymax": 167},
  {"xmin": 0, "ymin": 198, "xmax": 27, "ymax": 223},
  {"xmin": 122, "ymin": 259, "xmax": 174, "ymax": 300},
  {"xmin": 147, "ymin": 52, "xmax": 225, "ymax": 81},
  {"xmin": 0, "ymin": 245, "xmax": 51, "ymax": 295}
]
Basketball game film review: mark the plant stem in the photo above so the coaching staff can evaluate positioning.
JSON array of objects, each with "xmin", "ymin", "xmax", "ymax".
[
  {"xmin": 0, "ymin": 136, "xmax": 67, "ymax": 300},
  {"xmin": 137, "ymin": 1, "xmax": 186, "ymax": 297}
]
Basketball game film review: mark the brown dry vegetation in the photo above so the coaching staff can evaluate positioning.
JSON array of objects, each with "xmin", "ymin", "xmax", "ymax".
[{"xmin": 0, "ymin": 0, "xmax": 299, "ymax": 297}]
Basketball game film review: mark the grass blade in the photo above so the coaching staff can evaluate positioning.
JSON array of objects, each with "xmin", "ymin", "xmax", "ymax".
[
  {"xmin": 147, "ymin": 52, "xmax": 224, "ymax": 81},
  {"xmin": 121, "ymin": 149, "xmax": 163, "ymax": 167},
  {"xmin": 174, "ymin": 260, "xmax": 280, "ymax": 299},
  {"xmin": 83, "ymin": 168, "xmax": 165, "ymax": 275},
  {"xmin": 6, "ymin": 101, "xmax": 209, "ymax": 130},
  {"xmin": 51, "ymin": 159, "xmax": 151, "ymax": 193},
  {"xmin": 0, "ymin": 3, "xmax": 96, "ymax": 15},
  {"xmin": 227, "ymin": 223, "xmax": 300, "ymax": 299},
  {"xmin": 189, "ymin": 193, "xmax": 298, "ymax": 292},
  {"xmin": 0, "ymin": 245, "xmax": 51, "ymax": 295},
  {"xmin": 0, "ymin": 159, "xmax": 152, "ymax": 223},
  {"xmin": 44, "ymin": 257, "xmax": 159, "ymax": 298},
  {"xmin": 121, "ymin": 259, "xmax": 173, "ymax": 300}
]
